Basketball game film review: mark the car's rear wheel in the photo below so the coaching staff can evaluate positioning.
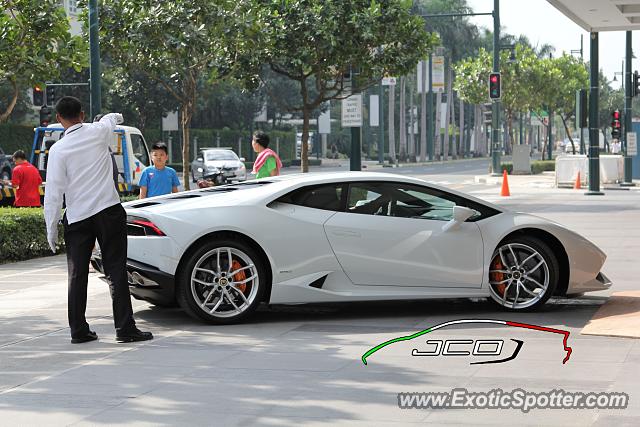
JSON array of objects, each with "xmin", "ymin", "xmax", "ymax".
[
  {"xmin": 177, "ymin": 239, "xmax": 266, "ymax": 324},
  {"xmin": 488, "ymin": 236, "xmax": 559, "ymax": 311}
]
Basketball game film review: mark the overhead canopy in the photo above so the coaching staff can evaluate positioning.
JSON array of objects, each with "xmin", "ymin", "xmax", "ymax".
[{"xmin": 548, "ymin": 0, "xmax": 640, "ymax": 31}]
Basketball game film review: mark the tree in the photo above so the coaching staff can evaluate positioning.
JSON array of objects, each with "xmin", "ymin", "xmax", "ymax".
[
  {"xmin": 249, "ymin": 0, "xmax": 438, "ymax": 172},
  {"xmin": 539, "ymin": 55, "xmax": 588, "ymax": 154},
  {"xmin": 99, "ymin": 0, "xmax": 257, "ymax": 189},
  {"xmin": 0, "ymin": 0, "xmax": 86, "ymax": 122}
]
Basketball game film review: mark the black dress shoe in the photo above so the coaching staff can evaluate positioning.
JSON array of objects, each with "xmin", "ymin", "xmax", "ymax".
[
  {"xmin": 116, "ymin": 328, "xmax": 153, "ymax": 343},
  {"xmin": 71, "ymin": 331, "xmax": 98, "ymax": 344}
]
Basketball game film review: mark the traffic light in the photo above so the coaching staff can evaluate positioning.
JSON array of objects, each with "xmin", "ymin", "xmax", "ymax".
[
  {"xmin": 633, "ymin": 71, "xmax": 640, "ymax": 98},
  {"xmin": 611, "ymin": 110, "xmax": 621, "ymax": 139},
  {"xmin": 39, "ymin": 106, "xmax": 52, "ymax": 127},
  {"xmin": 483, "ymin": 104, "xmax": 493, "ymax": 126},
  {"xmin": 489, "ymin": 72, "xmax": 501, "ymax": 99},
  {"xmin": 32, "ymin": 86, "xmax": 44, "ymax": 106},
  {"xmin": 46, "ymin": 85, "xmax": 56, "ymax": 106}
]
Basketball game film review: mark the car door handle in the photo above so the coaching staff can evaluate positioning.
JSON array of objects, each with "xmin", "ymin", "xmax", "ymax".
[{"xmin": 331, "ymin": 230, "xmax": 361, "ymax": 238}]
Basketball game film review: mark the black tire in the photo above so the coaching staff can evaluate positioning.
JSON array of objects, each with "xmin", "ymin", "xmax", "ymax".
[
  {"xmin": 488, "ymin": 235, "xmax": 559, "ymax": 311},
  {"xmin": 177, "ymin": 238, "xmax": 267, "ymax": 324}
]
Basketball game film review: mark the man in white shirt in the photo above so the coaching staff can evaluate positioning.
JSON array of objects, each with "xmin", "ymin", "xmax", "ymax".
[
  {"xmin": 610, "ymin": 139, "xmax": 621, "ymax": 154},
  {"xmin": 44, "ymin": 96, "xmax": 152, "ymax": 344}
]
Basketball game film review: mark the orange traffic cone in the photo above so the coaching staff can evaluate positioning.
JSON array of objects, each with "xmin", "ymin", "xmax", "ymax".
[
  {"xmin": 574, "ymin": 171, "xmax": 581, "ymax": 190},
  {"xmin": 500, "ymin": 169, "xmax": 510, "ymax": 197}
]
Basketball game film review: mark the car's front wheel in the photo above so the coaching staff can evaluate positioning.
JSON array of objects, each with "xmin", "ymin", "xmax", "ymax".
[
  {"xmin": 177, "ymin": 238, "xmax": 266, "ymax": 324},
  {"xmin": 488, "ymin": 236, "xmax": 559, "ymax": 311}
]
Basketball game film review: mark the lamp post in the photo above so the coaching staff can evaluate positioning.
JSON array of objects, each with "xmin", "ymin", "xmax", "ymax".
[{"xmin": 89, "ymin": 0, "xmax": 101, "ymax": 118}]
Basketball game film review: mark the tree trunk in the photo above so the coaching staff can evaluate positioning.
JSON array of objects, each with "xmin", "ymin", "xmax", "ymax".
[
  {"xmin": 434, "ymin": 91, "xmax": 442, "ymax": 159},
  {"xmin": 444, "ymin": 89, "xmax": 451, "ymax": 161},
  {"xmin": 473, "ymin": 105, "xmax": 479, "ymax": 156},
  {"xmin": 420, "ymin": 84, "xmax": 427, "ymax": 162},
  {"xmin": 388, "ymin": 83, "xmax": 396, "ymax": 164},
  {"xmin": 181, "ymin": 103, "xmax": 193, "ymax": 191},
  {"xmin": 399, "ymin": 76, "xmax": 406, "ymax": 161},
  {"xmin": 408, "ymin": 87, "xmax": 415, "ymax": 161},
  {"xmin": 560, "ymin": 114, "xmax": 577, "ymax": 154},
  {"xmin": 0, "ymin": 80, "xmax": 19, "ymax": 123},
  {"xmin": 300, "ymin": 79, "xmax": 310, "ymax": 173},
  {"xmin": 459, "ymin": 98, "xmax": 465, "ymax": 158}
]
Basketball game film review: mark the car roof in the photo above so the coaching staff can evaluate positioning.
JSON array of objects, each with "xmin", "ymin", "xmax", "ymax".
[
  {"xmin": 46, "ymin": 123, "xmax": 142, "ymax": 133},
  {"xmin": 248, "ymin": 171, "xmax": 504, "ymax": 211}
]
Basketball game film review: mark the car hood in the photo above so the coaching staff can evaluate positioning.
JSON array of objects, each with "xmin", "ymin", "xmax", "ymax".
[{"xmin": 205, "ymin": 160, "xmax": 242, "ymax": 168}]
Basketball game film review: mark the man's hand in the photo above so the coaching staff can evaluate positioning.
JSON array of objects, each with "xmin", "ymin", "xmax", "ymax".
[
  {"xmin": 114, "ymin": 113, "xmax": 124, "ymax": 124},
  {"xmin": 47, "ymin": 229, "xmax": 58, "ymax": 253}
]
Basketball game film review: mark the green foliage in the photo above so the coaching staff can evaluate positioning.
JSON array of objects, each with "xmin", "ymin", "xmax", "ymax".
[
  {"xmin": 0, "ymin": 0, "xmax": 87, "ymax": 122},
  {"xmin": 0, "ymin": 124, "xmax": 35, "ymax": 156},
  {"xmin": 99, "ymin": 0, "xmax": 257, "ymax": 189},
  {"xmin": 0, "ymin": 207, "xmax": 64, "ymax": 263},
  {"xmin": 412, "ymin": 0, "xmax": 482, "ymax": 63},
  {"xmin": 249, "ymin": 0, "xmax": 438, "ymax": 172}
]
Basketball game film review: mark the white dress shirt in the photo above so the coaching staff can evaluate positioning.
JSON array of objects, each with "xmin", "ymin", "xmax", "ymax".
[{"xmin": 44, "ymin": 113, "xmax": 122, "ymax": 243}]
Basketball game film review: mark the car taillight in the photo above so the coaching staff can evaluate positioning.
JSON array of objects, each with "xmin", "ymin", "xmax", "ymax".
[{"xmin": 128, "ymin": 218, "xmax": 166, "ymax": 236}]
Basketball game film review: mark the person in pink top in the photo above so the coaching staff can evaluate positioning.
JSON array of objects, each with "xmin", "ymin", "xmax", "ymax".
[{"xmin": 251, "ymin": 131, "xmax": 282, "ymax": 179}]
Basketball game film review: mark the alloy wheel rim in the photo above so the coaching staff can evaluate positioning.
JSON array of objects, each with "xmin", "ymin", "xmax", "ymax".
[
  {"xmin": 488, "ymin": 243, "xmax": 550, "ymax": 309},
  {"xmin": 190, "ymin": 247, "xmax": 259, "ymax": 318}
]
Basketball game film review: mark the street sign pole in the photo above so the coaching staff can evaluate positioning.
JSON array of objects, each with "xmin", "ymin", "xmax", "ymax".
[
  {"xmin": 89, "ymin": 0, "xmax": 101, "ymax": 118},
  {"xmin": 491, "ymin": 0, "xmax": 501, "ymax": 175},
  {"xmin": 586, "ymin": 32, "xmax": 604, "ymax": 195},
  {"xmin": 622, "ymin": 30, "xmax": 635, "ymax": 186},
  {"xmin": 378, "ymin": 81, "xmax": 385, "ymax": 164},
  {"xmin": 427, "ymin": 52, "xmax": 434, "ymax": 161}
]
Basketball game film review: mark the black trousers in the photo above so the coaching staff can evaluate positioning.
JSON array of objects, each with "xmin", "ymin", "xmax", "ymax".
[{"xmin": 63, "ymin": 203, "xmax": 136, "ymax": 338}]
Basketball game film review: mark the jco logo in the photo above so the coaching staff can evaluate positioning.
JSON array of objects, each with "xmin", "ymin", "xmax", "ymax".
[{"xmin": 411, "ymin": 339, "xmax": 523, "ymax": 365}]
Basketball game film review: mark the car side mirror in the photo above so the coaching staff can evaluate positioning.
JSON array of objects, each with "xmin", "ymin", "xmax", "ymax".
[
  {"xmin": 442, "ymin": 206, "xmax": 476, "ymax": 232},
  {"xmin": 239, "ymin": 157, "xmax": 245, "ymax": 162}
]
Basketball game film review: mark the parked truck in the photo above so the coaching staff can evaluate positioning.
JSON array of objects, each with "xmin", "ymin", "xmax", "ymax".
[{"xmin": 30, "ymin": 123, "xmax": 152, "ymax": 193}]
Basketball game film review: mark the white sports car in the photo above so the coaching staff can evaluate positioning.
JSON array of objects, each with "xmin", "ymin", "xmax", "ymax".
[{"xmin": 93, "ymin": 172, "xmax": 611, "ymax": 324}]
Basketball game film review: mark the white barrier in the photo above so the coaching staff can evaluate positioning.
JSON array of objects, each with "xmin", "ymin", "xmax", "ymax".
[{"xmin": 555, "ymin": 154, "xmax": 624, "ymax": 187}]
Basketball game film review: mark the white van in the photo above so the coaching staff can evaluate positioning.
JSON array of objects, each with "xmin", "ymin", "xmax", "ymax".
[{"xmin": 31, "ymin": 123, "xmax": 151, "ymax": 191}]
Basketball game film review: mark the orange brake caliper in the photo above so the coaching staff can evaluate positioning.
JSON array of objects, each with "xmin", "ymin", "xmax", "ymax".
[
  {"xmin": 232, "ymin": 259, "xmax": 247, "ymax": 293},
  {"xmin": 490, "ymin": 258, "xmax": 506, "ymax": 296}
]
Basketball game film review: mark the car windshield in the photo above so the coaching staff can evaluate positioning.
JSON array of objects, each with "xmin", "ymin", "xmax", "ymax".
[{"xmin": 205, "ymin": 151, "xmax": 238, "ymax": 161}]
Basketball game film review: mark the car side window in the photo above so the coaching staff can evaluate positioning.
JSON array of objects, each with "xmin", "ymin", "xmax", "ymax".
[
  {"xmin": 347, "ymin": 183, "xmax": 393, "ymax": 216},
  {"xmin": 393, "ymin": 186, "xmax": 456, "ymax": 221},
  {"xmin": 277, "ymin": 184, "xmax": 345, "ymax": 212},
  {"xmin": 346, "ymin": 182, "xmax": 462, "ymax": 221}
]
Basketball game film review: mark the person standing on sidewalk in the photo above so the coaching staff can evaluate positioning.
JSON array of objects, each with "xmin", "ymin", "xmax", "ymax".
[
  {"xmin": 251, "ymin": 131, "xmax": 282, "ymax": 179},
  {"xmin": 4, "ymin": 150, "xmax": 42, "ymax": 207},
  {"xmin": 44, "ymin": 96, "xmax": 153, "ymax": 344}
]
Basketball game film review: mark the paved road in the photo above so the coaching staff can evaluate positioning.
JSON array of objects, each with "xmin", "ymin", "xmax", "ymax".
[{"xmin": 1, "ymin": 166, "xmax": 638, "ymax": 426}]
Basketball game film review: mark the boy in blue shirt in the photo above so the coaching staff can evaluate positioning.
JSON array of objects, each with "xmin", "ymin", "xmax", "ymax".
[{"xmin": 139, "ymin": 141, "xmax": 180, "ymax": 198}]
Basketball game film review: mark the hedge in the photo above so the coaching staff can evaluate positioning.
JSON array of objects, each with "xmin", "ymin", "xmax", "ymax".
[
  {"xmin": 0, "ymin": 194, "xmax": 137, "ymax": 264},
  {"xmin": 0, "ymin": 207, "xmax": 64, "ymax": 263},
  {"xmin": 500, "ymin": 160, "xmax": 556, "ymax": 175}
]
